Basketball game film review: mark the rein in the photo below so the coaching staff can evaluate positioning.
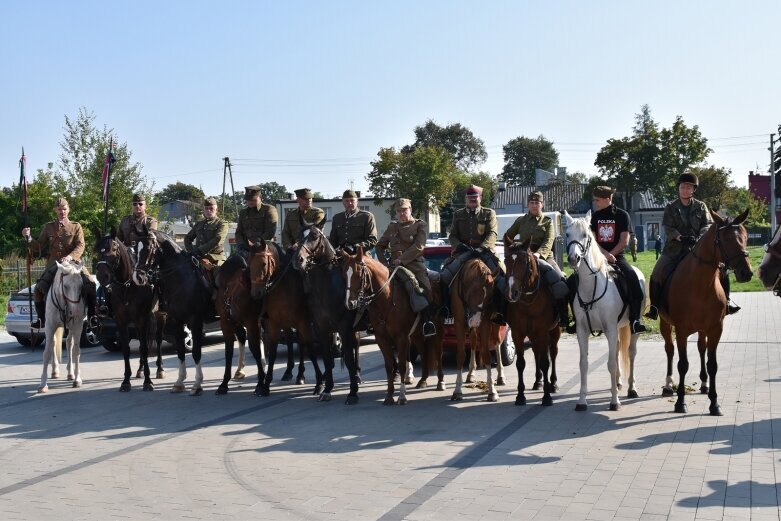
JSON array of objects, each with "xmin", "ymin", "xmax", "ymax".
[
  {"xmin": 691, "ymin": 222, "xmax": 749, "ymax": 274},
  {"xmin": 50, "ymin": 267, "xmax": 83, "ymax": 326},
  {"xmin": 568, "ymin": 232, "xmax": 611, "ymax": 336},
  {"xmin": 353, "ymin": 260, "xmax": 400, "ymax": 306},
  {"xmin": 507, "ymin": 249, "xmax": 542, "ymax": 303}
]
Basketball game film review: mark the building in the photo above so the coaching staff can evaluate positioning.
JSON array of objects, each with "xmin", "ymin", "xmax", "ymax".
[{"xmin": 748, "ymin": 171, "xmax": 781, "ymax": 223}]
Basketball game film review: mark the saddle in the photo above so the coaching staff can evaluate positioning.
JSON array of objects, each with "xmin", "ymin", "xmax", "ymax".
[
  {"xmin": 395, "ymin": 267, "xmax": 430, "ymax": 313},
  {"xmin": 657, "ymin": 252, "xmax": 689, "ymax": 313}
]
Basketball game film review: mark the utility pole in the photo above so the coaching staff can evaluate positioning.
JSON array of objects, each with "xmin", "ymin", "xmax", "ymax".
[
  {"xmin": 772, "ymin": 133, "xmax": 778, "ymax": 236},
  {"xmin": 222, "ymin": 156, "xmax": 239, "ymax": 221}
]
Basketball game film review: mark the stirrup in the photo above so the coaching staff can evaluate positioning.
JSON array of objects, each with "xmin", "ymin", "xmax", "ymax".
[
  {"xmin": 30, "ymin": 318, "xmax": 44, "ymax": 329},
  {"xmin": 644, "ymin": 306, "xmax": 659, "ymax": 320},
  {"xmin": 726, "ymin": 303, "xmax": 741, "ymax": 315},
  {"xmin": 564, "ymin": 323, "xmax": 577, "ymax": 334},
  {"xmin": 88, "ymin": 316, "xmax": 100, "ymax": 329},
  {"xmin": 422, "ymin": 321, "xmax": 436, "ymax": 337},
  {"xmin": 630, "ymin": 320, "xmax": 647, "ymax": 334}
]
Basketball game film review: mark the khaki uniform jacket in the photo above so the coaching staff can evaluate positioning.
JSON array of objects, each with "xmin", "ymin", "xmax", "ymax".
[
  {"xmin": 329, "ymin": 210, "xmax": 378, "ymax": 251},
  {"xmin": 281, "ymin": 207, "xmax": 325, "ymax": 249},
  {"xmin": 449, "ymin": 206, "xmax": 497, "ymax": 253},
  {"xmin": 376, "ymin": 219, "xmax": 431, "ymax": 294},
  {"xmin": 30, "ymin": 220, "xmax": 85, "ymax": 267},
  {"xmin": 117, "ymin": 215, "xmax": 158, "ymax": 247},
  {"xmin": 662, "ymin": 198, "xmax": 712, "ymax": 257},
  {"xmin": 235, "ymin": 203, "xmax": 278, "ymax": 246},
  {"xmin": 184, "ymin": 217, "xmax": 229, "ymax": 264},
  {"xmin": 504, "ymin": 213, "xmax": 555, "ymax": 260}
]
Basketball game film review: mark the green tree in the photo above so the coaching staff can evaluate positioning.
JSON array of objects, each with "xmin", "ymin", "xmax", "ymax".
[
  {"xmin": 157, "ymin": 182, "xmax": 205, "ymax": 204},
  {"xmin": 689, "ymin": 165, "xmax": 732, "ymax": 211},
  {"xmin": 720, "ymin": 187, "xmax": 768, "ymax": 226},
  {"xmin": 500, "ymin": 135, "xmax": 559, "ymax": 186},
  {"xmin": 403, "ymin": 120, "xmax": 487, "ymax": 172},
  {"xmin": 657, "ymin": 116, "xmax": 712, "ymax": 201},
  {"xmin": 258, "ymin": 182, "xmax": 288, "ymax": 202}
]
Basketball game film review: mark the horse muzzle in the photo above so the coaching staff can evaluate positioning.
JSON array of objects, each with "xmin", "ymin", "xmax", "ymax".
[
  {"xmin": 567, "ymin": 254, "xmax": 581, "ymax": 269},
  {"xmin": 733, "ymin": 266, "xmax": 753, "ymax": 284}
]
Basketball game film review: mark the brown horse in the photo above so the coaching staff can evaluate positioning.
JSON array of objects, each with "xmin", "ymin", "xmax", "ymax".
[
  {"xmin": 450, "ymin": 257, "xmax": 503, "ymax": 402},
  {"xmin": 342, "ymin": 248, "xmax": 430, "ymax": 404},
  {"xmin": 248, "ymin": 239, "xmax": 323, "ymax": 396},
  {"xmin": 660, "ymin": 209, "xmax": 753, "ymax": 415},
  {"xmin": 214, "ymin": 253, "xmax": 266, "ymax": 396},
  {"xmin": 503, "ymin": 240, "xmax": 561, "ymax": 406},
  {"xmin": 759, "ymin": 224, "xmax": 781, "ymax": 294}
]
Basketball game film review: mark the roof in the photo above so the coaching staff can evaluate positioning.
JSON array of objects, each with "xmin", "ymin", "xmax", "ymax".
[{"xmin": 491, "ymin": 184, "xmax": 591, "ymax": 214}]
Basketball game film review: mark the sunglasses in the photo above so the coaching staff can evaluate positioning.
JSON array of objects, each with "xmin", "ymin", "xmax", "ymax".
[{"xmin": 132, "ymin": 202, "xmax": 145, "ymax": 206}]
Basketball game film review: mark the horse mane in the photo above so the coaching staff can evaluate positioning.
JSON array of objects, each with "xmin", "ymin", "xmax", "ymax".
[
  {"xmin": 150, "ymin": 230, "xmax": 182, "ymax": 254},
  {"xmin": 219, "ymin": 254, "xmax": 247, "ymax": 282},
  {"xmin": 572, "ymin": 216, "xmax": 607, "ymax": 273}
]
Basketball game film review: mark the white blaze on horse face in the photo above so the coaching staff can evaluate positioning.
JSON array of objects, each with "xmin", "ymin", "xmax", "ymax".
[
  {"xmin": 345, "ymin": 265, "xmax": 354, "ymax": 308},
  {"xmin": 302, "ymin": 229, "xmax": 310, "ymax": 239}
]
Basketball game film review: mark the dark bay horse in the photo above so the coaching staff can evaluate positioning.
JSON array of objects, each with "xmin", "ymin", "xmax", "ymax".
[
  {"xmin": 450, "ymin": 257, "xmax": 503, "ymax": 402},
  {"xmin": 342, "ymin": 248, "xmax": 436, "ymax": 405},
  {"xmin": 294, "ymin": 224, "xmax": 360, "ymax": 404},
  {"xmin": 214, "ymin": 253, "xmax": 266, "ymax": 396},
  {"xmin": 133, "ymin": 229, "xmax": 214, "ymax": 396},
  {"xmin": 95, "ymin": 230, "xmax": 159, "ymax": 392},
  {"xmin": 503, "ymin": 240, "xmax": 561, "ymax": 406},
  {"xmin": 248, "ymin": 239, "xmax": 323, "ymax": 396},
  {"xmin": 659, "ymin": 209, "xmax": 752, "ymax": 415},
  {"xmin": 759, "ymin": 224, "xmax": 781, "ymax": 295}
]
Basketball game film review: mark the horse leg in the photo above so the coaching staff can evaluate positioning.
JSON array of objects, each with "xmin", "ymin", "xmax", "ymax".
[
  {"xmin": 514, "ymin": 332, "xmax": 527, "ymax": 405},
  {"xmin": 317, "ymin": 326, "xmax": 336, "ymax": 402},
  {"xmin": 451, "ymin": 327, "xmax": 467, "ymax": 401},
  {"xmin": 155, "ymin": 314, "xmax": 166, "ymax": 379},
  {"xmin": 706, "ymin": 330, "xmax": 724, "ymax": 416},
  {"xmin": 246, "ymin": 319, "xmax": 266, "ymax": 397},
  {"xmin": 549, "ymin": 330, "xmax": 560, "ymax": 392},
  {"xmin": 171, "ymin": 327, "xmax": 187, "ymax": 393},
  {"xmin": 377, "ymin": 337, "xmax": 396, "ymax": 405},
  {"xmin": 661, "ymin": 319, "xmax": 675, "ymax": 396},
  {"xmin": 340, "ymin": 329, "xmax": 360, "ymax": 405},
  {"xmin": 216, "ymin": 320, "xmax": 236, "ymax": 395},
  {"xmin": 233, "ymin": 327, "xmax": 247, "ymax": 380},
  {"xmin": 534, "ymin": 335, "xmax": 552, "ymax": 406},
  {"xmin": 70, "ymin": 332, "xmax": 82, "ymax": 388},
  {"xmin": 300, "ymin": 329, "xmax": 323, "ymax": 396},
  {"xmin": 354, "ymin": 336, "xmax": 361, "ymax": 385},
  {"xmin": 674, "ymin": 329, "xmax": 690, "ymax": 413},
  {"xmin": 697, "ymin": 333, "xmax": 709, "ymax": 394},
  {"xmin": 466, "ymin": 348, "xmax": 476, "ymax": 384},
  {"xmin": 139, "ymin": 320, "xmax": 154, "ymax": 391},
  {"xmin": 119, "ymin": 326, "xmax": 133, "ymax": 392},
  {"xmin": 575, "ymin": 329, "xmax": 590, "ymax": 411},
  {"xmin": 397, "ymin": 341, "xmax": 410, "ymax": 405},
  {"xmin": 38, "ymin": 333, "xmax": 55, "ymax": 393},
  {"xmin": 533, "ymin": 341, "xmax": 543, "ymax": 390},
  {"xmin": 626, "ymin": 327, "xmax": 639, "ymax": 399},
  {"xmin": 52, "ymin": 330, "xmax": 62, "ymax": 378},
  {"xmin": 259, "ymin": 327, "xmax": 279, "ymax": 396},
  {"xmin": 494, "ymin": 344, "xmax": 506, "ymax": 386},
  {"xmin": 281, "ymin": 329, "xmax": 295, "ymax": 382},
  {"xmin": 189, "ymin": 321, "xmax": 206, "ymax": 396},
  {"xmin": 415, "ymin": 337, "xmax": 430, "ymax": 389},
  {"xmin": 66, "ymin": 332, "xmax": 74, "ymax": 380},
  {"xmin": 606, "ymin": 328, "xmax": 621, "ymax": 411}
]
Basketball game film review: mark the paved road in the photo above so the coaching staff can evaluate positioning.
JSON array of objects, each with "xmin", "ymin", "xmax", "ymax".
[{"xmin": 0, "ymin": 292, "xmax": 779, "ymax": 520}]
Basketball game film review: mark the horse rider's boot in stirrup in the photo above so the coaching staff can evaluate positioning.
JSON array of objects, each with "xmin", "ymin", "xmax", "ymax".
[
  {"xmin": 727, "ymin": 301, "xmax": 741, "ymax": 315},
  {"xmin": 31, "ymin": 300, "xmax": 46, "ymax": 329},
  {"xmin": 644, "ymin": 306, "xmax": 659, "ymax": 321},
  {"xmin": 631, "ymin": 320, "xmax": 647, "ymax": 334}
]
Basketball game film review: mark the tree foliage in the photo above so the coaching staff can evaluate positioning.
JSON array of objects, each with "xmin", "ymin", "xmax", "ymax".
[
  {"xmin": 402, "ymin": 120, "xmax": 487, "ymax": 172},
  {"xmin": 157, "ymin": 182, "xmax": 205, "ymax": 204},
  {"xmin": 258, "ymin": 182, "xmax": 289, "ymax": 202},
  {"xmin": 500, "ymin": 135, "xmax": 559, "ymax": 186},
  {"xmin": 720, "ymin": 187, "xmax": 768, "ymax": 226}
]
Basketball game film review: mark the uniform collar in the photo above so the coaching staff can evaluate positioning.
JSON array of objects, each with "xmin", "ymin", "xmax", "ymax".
[
  {"xmin": 345, "ymin": 210, "xmax": 358, "ymax": 218},
  {"xmin": 57, "ymin": 218, "xmax": 70, "ymax": 226}
]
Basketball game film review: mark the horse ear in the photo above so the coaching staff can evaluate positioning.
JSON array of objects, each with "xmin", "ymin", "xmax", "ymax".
[
  {"xmin": 317, "ymin": 216, "xmax": 328, "ymax": 228},
  {"xmin": 563, "ymin": 211, "xmax": 574, "ymax": 227},
  {"xmin": 733, "ymin": 208, "xmax": 750, "ymax": 225},
  {"xmin": 584, "ymin": 210, "xmax": 591, "ymax": 223},
  {"xmin": 709, "ymin": 209, "xmax": 725, "ymax": 224}
]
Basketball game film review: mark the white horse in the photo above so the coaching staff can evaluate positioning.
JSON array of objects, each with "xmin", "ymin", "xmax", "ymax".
[
  {"xmin": 564, "ymin": 211, "xmax": 643, "ymax": 411},
  {"xmin": 38, "ymin": 261, "xmax": 89, "ymax": 393}
]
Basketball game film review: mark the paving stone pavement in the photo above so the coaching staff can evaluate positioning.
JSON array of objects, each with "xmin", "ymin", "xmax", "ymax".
[{"xmin": 0, "ymin": 291, "xmax": 779, "ymax": 521}]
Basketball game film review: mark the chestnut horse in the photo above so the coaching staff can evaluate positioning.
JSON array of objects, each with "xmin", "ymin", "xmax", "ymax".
[
  {"xmin": 758, "ymin": 224, "xmax": 781, "ymax": 295},
  {"xmin": 214, "ymin": 253, "xmax": 266, "ymax": 396},
  {"xmin": 248, "ymin": 239, "xmax": 324, "ymax": 396},
  {"xmin": 504, "ymin": 240, "xmax": 561, "ymax": 406},
  {"xmin": 95, "ymin": 230, "xmax": 159, "ymax": 392},
  {"xmin": 450, "ymin": 257, "xmax": 504, "ymax": 402},
  {"xmin": 658, "ymin": 209, "xmax": 752, "ymax": 415}
]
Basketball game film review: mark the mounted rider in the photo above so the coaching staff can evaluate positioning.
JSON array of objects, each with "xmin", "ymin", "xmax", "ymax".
[
  {"xmin": 589, "ymin": 186, "xmax": 647, "ymax": 334},
  {"xmin": 282, "ymin": 188, "xmax": 325, "ymax": 250},
  {"xmin": 117, "ymin": 193, "xmax": 158, "ymax": 250},
  {"xmin": 504, "ymin": 190, "xmax": 572, "ymax": 332},
  {"xmin": 645, "ymin": 172, "xmax": 740, "ymax": 319},
  {"xmin": 235, "ymin": 185, "xmax": 278, "ymax": 261},
  {"xmin": 21, "ymin": 196, "xmax": 99, "ymax": 330},
  {"xmin": 329, "ymin": 189, "xmax": 378, "ymax": 255},
  {"xmin": 441, "ymin": 184, "xmax": 506, "ymax": 324},
  {"xmin": 376, "ymin": 198, "xmax": 437, "ymax": 337},
  {"xmin": 184, "ymin": 197, "xmax": 229, "ymax": 266}
]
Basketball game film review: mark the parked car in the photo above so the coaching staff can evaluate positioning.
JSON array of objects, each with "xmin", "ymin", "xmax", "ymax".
[{"xmin": 5, "ymin": 284, "xmax": 101, "ymax": 348}]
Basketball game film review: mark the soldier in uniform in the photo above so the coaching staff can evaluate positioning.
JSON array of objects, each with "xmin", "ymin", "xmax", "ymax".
[
  {"xmin": 645, "ymin": 172, "xmax": 739, "ymax": 319},
  {"xmin": 442, "ymin": 184, "xmax": 506, "ymax": 324},
  {"xmin": 235, "ymin": 185, "xmax": 278, "ymax": 260},
  {"xmin": 21, "ymin": 196, "xmax": 98, "ymax": 329},
  {"xmin": 281, "ymin": 188, "xmax": 325, "ymax": 250},
  {"xmin": 117, "ymin": 193, "xmax": 158, "ymax": 249},
  {"xmin": 184, "ymin": 197, "xmax": 229, "ymax": 265},
  {"xmin": 504, "ymin": 191, "xmax": 571, "ymax": 331},
  {"xmin": 329, "ymin": 189, "xmax": 378, "ymax": 254},
  {"xmin": 376, "ymin": 198, "xmax": 436, "ymax": 337}
]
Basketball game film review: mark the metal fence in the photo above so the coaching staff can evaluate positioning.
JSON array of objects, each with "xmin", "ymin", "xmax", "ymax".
[{"xmin": 1, "ymin": 259, "xmax": 48, "ymax": 294}]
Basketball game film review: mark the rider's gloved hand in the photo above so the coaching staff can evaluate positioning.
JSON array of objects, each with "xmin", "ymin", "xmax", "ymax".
[{"xmin": 343, "ymin": 244, "xmax": 356, "ymax": 255}]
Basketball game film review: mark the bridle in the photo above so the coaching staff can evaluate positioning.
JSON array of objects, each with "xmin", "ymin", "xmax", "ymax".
[
  {"xmin": 96, "ymin": 237, "xmax": 133, "ymax": 287},
  {"xmin": 50, "ymin": 264, "xmax": 84, "ymax": 326},
  {"xmin": 346, "ymin": 258, "xmax": 399, "ymax": 307},
  {"xmin": 249, "ymin": 246, "xmax": 292, "ymax": 297},
  {"xmin": 567, "ymin": 226, "xmax": 611, "ymax": 335},
  {"xmin": 505, "ymin": 248, "xmax": 541, "ymax": 303},
  {"xmin": 132, "ymin": 234, "xmax": 161, "ymax": 286},
  {"xmin": 296, "ymin": 228, "xmax": 336, "ymax": 273},
  {"xmin": 691, "ymin": 221, "xmax": 749, "ymax": 270}
]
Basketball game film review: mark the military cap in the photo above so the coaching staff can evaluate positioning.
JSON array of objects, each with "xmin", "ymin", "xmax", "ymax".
[
  {"xmin": 527, "ymin": 191, "xmax": 544, "ymax": 203},
  {"xmin": 677, "ymin": 172, "xmax": 699, "ymax": 187},
  {"xmin": 395, "ymin": 198, "xmax": 411, "ymax": 209},
  {"xmin": 244, "ymin": 185, "xmax": 261, "ymax": 200},
  {"xmin": 465, "ymin": 184, "xmax": 483, "ymax": 197},
  {"xmin": 54, "ymin": 196, "xmax": 69, "ymax": 208},
  {"xmin": 593, "ymin": 186, "xmax": 615, "ymax": 199},
  {"xmin": 203, "ymin": 197, "xmax": 218, "ymax": 207},
  {"xmin": 294, "ymin": 188, "xmax": 314, "ymax": 199},
  {"xmin": 342, "ymin": 189, "xmax": 358, "ymax": 199},
  {"xmin": 132, "ymin": 193, "xmax": 145, "ymax": 203}
]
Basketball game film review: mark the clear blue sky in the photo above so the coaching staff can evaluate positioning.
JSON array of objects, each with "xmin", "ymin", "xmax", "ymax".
[{"xmin": 2, "ymin": 0, "xmax": 779, "ymax": 200}]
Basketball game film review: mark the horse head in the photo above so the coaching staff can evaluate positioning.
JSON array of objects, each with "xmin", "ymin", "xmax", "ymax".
[
  {"xmin": 132, "ymin": 225, "xmax": 160, "ymax": 287},
  {"xmin": 759, "ymin": 223, "xmax": 781, "ymax": 293},
  {"xmin": 710, "ymin": 209, "xmax": 753, "ymax": 283},
  {"xmin": 248, "ymin": 239, "xmax": 278, "ymax": 299},
  {"xmin": 504, "ymin": 239, "xmax": 538, "ymax": 303},
  {"xmin": 341, "ymin": 246, "xmax": 371, "ymax": 311},
  {"xmin": 457, "ymin": 259, "xmax": 495, "ymax": 329},
  {"xmin": 294, "ymin": 224, "xmax": 335, "ymax": 272},
  {"xmin": 95, "ymin": 226, "xmax": 127, "ymax": 287}
]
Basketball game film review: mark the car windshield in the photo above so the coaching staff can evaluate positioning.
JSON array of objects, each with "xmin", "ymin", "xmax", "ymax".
[{"xmin": 425, "ymin": 252, "xmax": 449, "ymax": 273}]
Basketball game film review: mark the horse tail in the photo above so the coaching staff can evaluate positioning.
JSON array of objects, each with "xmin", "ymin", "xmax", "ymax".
[{"xmin": 618, "ymin": 324, "xmax": 631, "ymax": 380}]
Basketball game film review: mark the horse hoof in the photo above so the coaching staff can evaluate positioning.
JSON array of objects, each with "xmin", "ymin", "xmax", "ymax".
[
  {"xmin": 404, "ymin": 375, "xmax": 414, "ymax": 385},
  {"xmin": 355, "ymin": 374, "xmax": 362, "ymax": 384},
  {"xmin": 710, "ymin": 405, "xmax": 723, "ymax": 416},
  {"xmin": 281, "ymin": 371, "xmax": 293, "ymax": 382},
  {"xmin": 617, "ymin": 382, "xmax": 623, "ymax": 391},
  {"xmin": 551, "ymin": 383, "xmax": 559, "ymax": 393},
  {"xmin": 700, "ymin": 386, "xmax": 709, "ymax": 394},
  {"xmin": 216, "ymin": 386, "xmax": 228, "ymax": 395},
  {"xmin": 415, "ymin": 380, "xmax": 427, "ymax": 389},
  {"xmin": 255, "ymin": 386, "xmax": 270, "ymax": 397},
  {"xmin": 541, "ymin": 396, "xmax": 553, "ymax": 406},
  {"xmin": 450, "ymin": 392, "xmax": 463, "ymax": 401},
  {"xmin": 135, "ymin": 370, "xmax": 143, "ymax": 379},
  {"xmin": 344, "ymin": 395, "xmax": 359, "ymax": 405},
  {"xmin": 233, "ymin": 371, "xmax": 246, "ymax": 380},
  {"xmin": 393, "ymin": 373, "xmax": 400, "ymax": 383},
  {"xmin": 487, "ymin": 393, "xmax": 499, "ymax": 403},
  {"xmin": 674, "ymin": 403, "xmax": 688, "ymax": 413},
  {"xmin": 190, "ymin": 388, "xmax": 203, "ymax": 397},
  {"xmin": 398, "ymin": 397, "xmax": 408, "ymax": 405},
  {"xmin": 436, "ymin": 382, "xmax": 445, "ymax": 391},
  {"xmin": 575, "ymin": 403, "xmax": 588, "ymax": 412},
  {"xmin": 37, "ymin": 385, "xmax": 48, "ymax": 394},
  {"xmin": 496, "ymin": 377, "xmax": 506, "ymax": 386},
  {"xmin": 67, "ymin": 374, "xmax": 75, "ymax": 381},
  {"xmin": 627, "ymin": 389, "xmax": 639, "ymax": 399},
  {"xmin": 120, "ymin": 382, "xmax": 132, "ymax": 392},
  {"xmin": 156, "ymin": 370, "xmax": 166, "ymax": 379},
  {"xmin": 609, "ymin": 403, "xmax": 620, "ymax": 411},
  {"xmin": 318, "ymin": 392, "xmax": 332, "ymax": 402},
  {"xmin": 515, "ymin": 395, "xmax": 527, "ymax": 406},
  {"xmin": 296, "ymin": 376, "xmax": 305, "ymax": 385},
  {"xmin": 383, "ymin": 395, "xmax": 395, "ymax": 405},
  {"xmin": 465, "ymin": 375, "xmax": 474, "ymax": 384},
  {"xmin": 143, "ymin": 382, "xmax": 154, "ymax": 392},
  {"xmin": 532, "ymin": 382, "xmax": 542, "ymax": 391},
  {"xmin": 51, "ymin": 372, "xmax": 59, "ymax": 379},
  {"xmin": 72, "ymin": 381, "xmax": 82, "ymax": 388},
  {"xmin": 314, "ymin": 385, "xmax": 324, "ymax": 396},
  {"xmin": 662, "ymin": 387, "xmax": 675, "ymax": 397},
  {"xmin": 171, "ymin": 385, "xmax": 185, "ymax": 394}
]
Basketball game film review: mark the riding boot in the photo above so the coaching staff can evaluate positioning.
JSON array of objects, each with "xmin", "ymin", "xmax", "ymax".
[
  {"xmin": 556, "ymin": 297, "xmax": 575, "ymax": 334},
  {"xmin": 722, "ymin": 271, "xmax": 740, "ymax": 315},
  {"xmin": 422, "ymin": 307, "xmax": 436, "ymax": 337},
  {"xmin": 644, "ymin": 280, "xmax": 660, "ymax": 320},
  {"xmin": 31, "ymin": 299, "xmax": 46, "ymax": 329},
  {"xmin": 82, "ymin": 273, "xmax": 99, "ymax": 328},
  {"xmin": 490, "ymin": 290, "xmax": 507, "ymax": 326},
  {"xmin": 629, "ymin": 289, "xmax": 647, "ymax": 334},
  {"xmin": 564, "ymin": 274, "xmax": 578, "ymax": 334},
  {"xmin": 439, "ymin": 284, "xmax": 452, "ymax": 318}
]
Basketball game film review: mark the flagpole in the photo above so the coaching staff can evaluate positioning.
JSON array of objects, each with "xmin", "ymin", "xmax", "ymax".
[
  {"xmin": 102, "ymin": 139, "xmax": 114, "ymax": 233},
  {"xmin": 19, "ymin": 148, "xmax": 34, "ymax": 348}
]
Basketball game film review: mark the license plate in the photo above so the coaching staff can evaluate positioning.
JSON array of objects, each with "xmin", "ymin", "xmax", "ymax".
[
  {"xmin": 18, "ymin": 305, "xmax": 31, "ymax": 315},
  {"xmin": 444, "ymin": 317, "xmax": 454, "ymax": 325}
]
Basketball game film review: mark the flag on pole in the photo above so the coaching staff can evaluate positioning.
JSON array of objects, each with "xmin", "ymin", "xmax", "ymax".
[
  {"xmin": 19, "ymin": 148, "xmax": 28, "ymax": 214},
  {"xmin": 102, "ymin": 139, "xmax": 116, "ymax": 203}
]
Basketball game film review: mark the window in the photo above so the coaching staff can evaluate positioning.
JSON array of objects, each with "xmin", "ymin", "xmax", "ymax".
[
  {"xmin": 359, "ymin": 206, "xmax": 370, "ymax": 212},
  {"xmin": 647, "ymin": 223, "xmax": 660, "ymax": 240}
]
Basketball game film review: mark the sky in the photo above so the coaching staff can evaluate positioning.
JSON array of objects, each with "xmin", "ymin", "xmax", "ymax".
[{"xmin": 2, "ymin": 0, "xmax": 779, "ymax": 200}]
